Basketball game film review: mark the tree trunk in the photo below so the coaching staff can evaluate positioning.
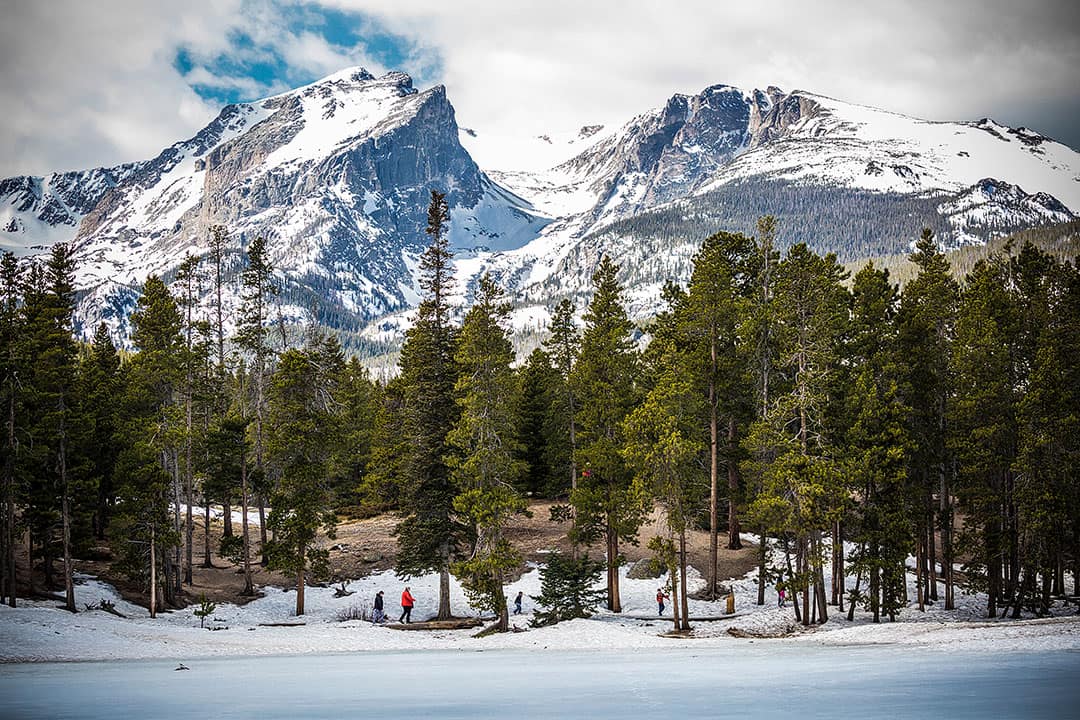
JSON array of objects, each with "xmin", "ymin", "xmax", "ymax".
[
  {"xmin": 149, "ymin": 524, "xmax": 157, "ymax": 619},
  {"xmin": 679, "ymin": 527, "xmax": 690, "ymax": 630},
  {"xmin": 726, "ymin": 419, "xmax": 741, "ymax": 550},
  {"xmin": 756, "ymin": 524, "xmax": 767, "ymax": 606},
  {"xmin": 568, "ymin": 391, "xmax": 578, "ymax": 559},
  {"xmin": 438, "ymin": 541, "xmax": 451, "ymax": 620},
  {"xmin": 60, "ymin": 442, "xmax": 75, "ymax": 613},
  {"xmin": 171, "ymin": 453, "xmax": 182, "ymax": 602},
  {"xmin": 916, "ymin": 536, "xmax": 925, "ymax": 612},
  {"xmin": 296, "ymin": 564, "xmax": 305, "ymax": 616},
  {"xmin": 184, "ymin": 395, "xmax": 193, "ymax": 585},
  {"xmin": 835, "ymin": 520, "xmax": 844, "ymax": 613},
  {"xmin": 800, "ymin": 537, "xmax": 810, "ymax": 626},
  {"xmin": 813, "ymin": 533, "xmax": 828, "ymax": 624},
  {"xmin": 607, "ymin": 524, "xmax": 622, "ymax": 613},
  {"xmin": 258, "ymin": 497, "xmax": 268, "ymax": 565},
  {"xmin": 240, "ymin": 449, "xmax": 253, "ymax": 597},
  {"xmin": 785, "ymin": 536, "xmax": 801, "ymax": 623},
  {"xmin": 668, "ymin": 555, "xmax": 681, "ymax": 633},
  {"xmin": 202, "ymin": 498, "xmax": 212, "ymax": 567},
  {"xmin": 4, "ymin": 386, "xmax": 16, "ymax": 606},
  {"xmin": 708, "ymin": 375, "xmax": 719, "ymax": 597},
  {"xmin": 941, "ymin": 467, "xmax": 954, "ymax": 610},
  {"xmin": 223, "ymin": 498, "xmax": 233, "ymax": 537},
  {"xmin": 927, "ymin": 497, "xmax": 938, "ymax": 602}
]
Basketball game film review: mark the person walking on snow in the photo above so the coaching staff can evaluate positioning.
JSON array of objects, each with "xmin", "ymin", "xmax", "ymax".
[
  {"xmin": 513, "ymin": 591, "xmax": 524, "ymax": 615},
  {"xmin": 399, "ymin": 586, "xmax": 415, "ymax": 623},
  {"xmin": 657, "ymin": 588, "xmax": 669, "ymax": 616},
  {"xmin": 777, "ymin": 582, "xmax": 786, "ymax": 608},
  {"xmin": 372, "ymin": 590, "xmax": 386, "ymax": 623}
]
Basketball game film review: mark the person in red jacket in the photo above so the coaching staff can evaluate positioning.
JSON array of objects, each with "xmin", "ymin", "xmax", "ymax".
[{"xmin": 399, "ymin": 586, "xmax": 415, "ymax": 624}]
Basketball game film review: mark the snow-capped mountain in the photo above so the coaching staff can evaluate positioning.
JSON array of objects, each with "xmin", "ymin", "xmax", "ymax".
[
  {"xmin": 447, "ymin": 83, "xmax": 1079, "ymax": 339},
  {"xmin": 2, "ymin": 69, "xmax": 1078, "ymax": 352},
  {"xmin": 2, "ymin": 68, "xmax": 546, "ymax": 342}
]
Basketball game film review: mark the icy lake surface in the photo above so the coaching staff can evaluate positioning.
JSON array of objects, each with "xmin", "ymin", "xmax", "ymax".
[{"xmin": 2, "ymin": 644, "xmax": 1077, "ymax": 719}]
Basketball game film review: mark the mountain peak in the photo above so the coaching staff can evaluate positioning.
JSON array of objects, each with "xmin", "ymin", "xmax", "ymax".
[{"xmin": 268, "ymin": 67, "xmax": 416, "ymax": 103}]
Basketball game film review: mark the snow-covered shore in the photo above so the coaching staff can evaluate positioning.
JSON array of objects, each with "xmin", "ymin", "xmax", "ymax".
[{"xmin": 3, "ymin": 561, "xmax": 1078, "ymax": 664}]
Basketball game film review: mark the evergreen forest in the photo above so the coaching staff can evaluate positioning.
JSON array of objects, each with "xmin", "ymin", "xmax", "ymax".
[{"xmin": 1, "ymin": 192, "xmax": 1078, "ymax": 634}]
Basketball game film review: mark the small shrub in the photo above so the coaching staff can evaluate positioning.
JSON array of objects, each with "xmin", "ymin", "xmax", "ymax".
[
  {"xmin": 336, "ymin": 602, "xmax": 370, "ymax": 622},
  {"xmin": 194, "ymin": 595, "xmax": 217, "ymax": 629},
  {"xmin": 531, "ymin": 553, "xmax": 606, "ymax": 627}
]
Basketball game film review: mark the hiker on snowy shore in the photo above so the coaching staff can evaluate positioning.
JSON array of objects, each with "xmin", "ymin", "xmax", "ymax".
[
  {"xmin": 777, "ymin": 582, "xmax": 787, "ymax": 608},
  {"xmin": 372, "ymin": 590, "xmax": 386, "ymax": 623},
  {"xmin": 399, "ymin": 587, "xmax": 415, "ymax": 623},
  {"xmin": 513, "ymin": 591, "xmax": 524, "ymax": 615},
  {"xmin": 657, "ymin": 588, "xmax": 669, "ymax": 616}
]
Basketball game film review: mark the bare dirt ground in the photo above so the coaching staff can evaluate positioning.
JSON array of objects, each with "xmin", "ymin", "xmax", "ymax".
[{"xmin": 23, "ymin": 501, "xmax": 758, "ymax": 611}]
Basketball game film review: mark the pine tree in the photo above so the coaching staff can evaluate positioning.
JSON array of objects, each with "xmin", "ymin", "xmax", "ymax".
[
  {"xmin": 0, "ymin": 252, "xmax": 23, "ymax": 606},
  {"xmin": 329, "ymin": 357, "xmax": 376, "ymax": 508},
  {"xmin": 174, "ymin": 254, "xmax": 201, "ymax": 586},
  {"xmin": 746, "ymin": 244, "xmax": 849, "ymax": 625},
  {"xmin": 26, "ymin": 244, "xmax": 84, "ymax": 612},
  {"xmin": 544, "ymin": 298, "xmax": 580, "ymax": 501},
  {"xmin": 949, "ymin": 257, "xmax": 1018, "ymax": 618},
  {"xmin": 842, "ymin": 262, "xmax": 911, "ymax": 622},
  {"xmin": 447, "ymin": 274, "xmax": 527, "ymax": 632},
  {"xmin": 395, "ymin": 189, "xmax": 462, "ymax": 620},
  {"xmin": 623, "ymin": 344, "xmax": 704, "ymax": 631},
  {"xmin": 515, "ymin": 348, "xmax": 561, "ymax": 497},
  {"xmin": 744, "ymin": 215, "xmax": 781, "ymax": 605},
  {"xmin": 677, "ymin": 229, "xmax": 757, "ymax": 595},
  {"xmin": 570, "ymin": 256, "xmax": 646, "ymax": 612},
  {"xmin": 265, "ymin": 338, "xmax": 342, "ymax": 615},
  {"xmin": 81, "ymin": 324, "xmax": 121, "ymax": 542},
  {"xmin": 897, "ymin": 229, "xmax": 959, "ymax": 610},
  {"xmin": 236, "ymin": 235, "xmax": 277, "ymax": 558},
  {"xmin": 114, "ymin": 276, "xmax": 184, "ymax": 616}
]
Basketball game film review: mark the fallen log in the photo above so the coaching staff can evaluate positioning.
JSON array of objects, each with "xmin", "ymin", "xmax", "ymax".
[{"xmin": 386, "ymin": 618, "xmax": 484, "ymax": 631}]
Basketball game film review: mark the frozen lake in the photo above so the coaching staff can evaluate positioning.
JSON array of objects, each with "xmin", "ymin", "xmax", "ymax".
[{"xmin": 2, "ymin": 644, "xmax": 1077, "ymax": 719}]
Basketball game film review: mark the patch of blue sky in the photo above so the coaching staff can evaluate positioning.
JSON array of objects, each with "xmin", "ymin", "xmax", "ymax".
[{"xmin": 173, "ymin": 2, "xmax": 441, "ymax": 106}]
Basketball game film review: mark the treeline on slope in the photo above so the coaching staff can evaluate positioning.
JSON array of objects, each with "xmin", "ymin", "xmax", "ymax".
[
  {"xmin": 850, "ymin": 219, "xmax": 1080, "ymax": 287},
  {"xmin": 1, "ymin": 195, "xmax": 1077, "ymax": 635},
  {"xmin": 591, "ymin": 177, "xmax": 954, "ymax": 261}
]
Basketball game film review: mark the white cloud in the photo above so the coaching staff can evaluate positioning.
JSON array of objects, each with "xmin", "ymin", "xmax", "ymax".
[{"xmin": 1, "ymin": 0, "xmax": 1078, "ymax": 178}]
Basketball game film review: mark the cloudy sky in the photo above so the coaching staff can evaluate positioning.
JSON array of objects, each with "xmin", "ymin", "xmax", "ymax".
[{"xmin": 1, "ymin": 0, "xmax": 1077, "ymax": 178}]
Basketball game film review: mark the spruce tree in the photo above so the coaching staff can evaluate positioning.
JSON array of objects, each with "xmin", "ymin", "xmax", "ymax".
[
  {"xmin": 395, "ymin": 189, "xmax": 462, "ymax": 620},
  {"xmin": 515, "ymin": 348, "xmax": 561, "ymax": 497},
  {"xmin": 447, "ymin": 274, "xmax": 527, "ymax": 632},
  {"xmin": 843, "ymin": 262, "xmax": 911, "ymax": 621},
  {"xmin": 236, "ymin": 235, "xmax": 277, "ymax": 557},
  {"xmin": 114, "ymin": 276, "xmax": 184, "ymax": 616},
  {"xmin": 265, "ymin": 338, "xmax": 342, "ymax": 616},
  {"xmin": 897, "ymin": 229, "xmax": 959, "ymax": 609},
  {"xmin": 81, "ymin": 324, "xmax": 121, "ymax": 541},
  {"xmin": 746, "ymin": 244, "xmax": 849, "ymax": 625},
  {"xmin": 623, "ymin": 344, "xmax": 704, "ymax": 630},
  {"xmin": 949, "ymin": 257, "xmax": 1018, "ymax": 618},
  {"xmin": 678, "ymin": 230, "xmax": 757, "ymax": 595},
  {"xmin": 544, "ymin": 298, "xmax": 580, "ymax": 500},
  {"xmin": 0, "ymin": 252, "xmax": 23, "ymax": 606},
  {"xmin": 570, "ymin": 256, "xmax": 645, "ymax": 612},
  {"xmin": 531, "ymin": 552, "xmax": 606, "ymax": 627},
  {"xmin": 27, "ymin": 244, "xmax": 84, "ymax": 612}
]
